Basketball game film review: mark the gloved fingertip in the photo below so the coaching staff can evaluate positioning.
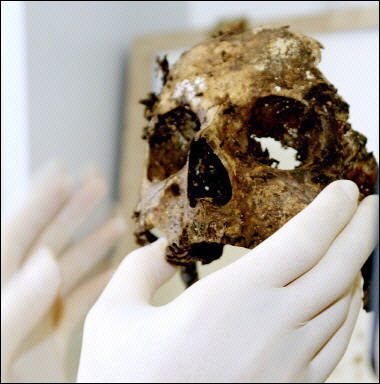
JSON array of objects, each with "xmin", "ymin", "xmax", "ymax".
[
  {"xmin": 33, "ymin": 158, "xmax": 67, "ymax": 182},
  {"xmin": 26, "ymin": 247, "xmax": 62, "ymax": 294},
  {"xmin": 82, "ymin": 162, "xmax": 103, "ymax": 181},
  {"xmin": 329, "ymin": 180, "xmax": 359, "ymax": 202}
]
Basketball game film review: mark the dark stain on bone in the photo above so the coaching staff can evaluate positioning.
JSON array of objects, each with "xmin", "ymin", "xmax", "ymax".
[
  {"xmin": 140, "ymin": 92, "xmax": 158, "ymax": 122},
  {"xmin": 155, "ymin": 55, "xmax": 170, "ymax": 86},
  {"xmin": 170, "ymin": 183, "xmax": 180, "ymax": 196}
]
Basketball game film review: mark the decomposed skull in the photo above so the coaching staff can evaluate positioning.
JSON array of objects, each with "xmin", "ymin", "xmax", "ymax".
[{"xmin": 134, "ymin": 27, "xmax": 377, "ymax": 302}]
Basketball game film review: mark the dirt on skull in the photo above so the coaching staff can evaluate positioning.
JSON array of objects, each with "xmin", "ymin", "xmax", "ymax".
[{"xmin": 135, "ymin": 26, "xmax": 377, "ymax": 307}]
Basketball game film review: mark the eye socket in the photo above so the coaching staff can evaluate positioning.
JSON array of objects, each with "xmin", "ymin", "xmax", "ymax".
[
  {"xmin": 247, "ymin": 96, "xmax": 323, "ymax": 167},
  {"xmin": 249, "ymin": 96, "xmax": 305, "ymax": 140},
  {"xmin": 147, "ymin": 106, "xmax": 200, "ymax": 182}
]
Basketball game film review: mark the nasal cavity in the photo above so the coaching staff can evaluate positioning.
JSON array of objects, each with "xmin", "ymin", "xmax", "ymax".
[{"xmin": 188, "ymin": 138, "xmax": 232, "ymax": 208}]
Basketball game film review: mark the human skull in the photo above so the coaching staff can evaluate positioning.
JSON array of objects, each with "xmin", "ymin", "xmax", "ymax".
[{"xmin": 135, "ymin": 27, "xmax": 377, "ymax": 276}]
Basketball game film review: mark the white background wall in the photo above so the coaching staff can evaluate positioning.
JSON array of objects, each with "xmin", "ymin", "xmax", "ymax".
[{"xmin": 1, "ymin": 2, "xmax": 30, "ymax": 221}]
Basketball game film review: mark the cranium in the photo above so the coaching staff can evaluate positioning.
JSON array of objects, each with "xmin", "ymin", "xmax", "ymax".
[{"xmin": 135, "ymin": 27, "xmax": 377, "ymax": 299}]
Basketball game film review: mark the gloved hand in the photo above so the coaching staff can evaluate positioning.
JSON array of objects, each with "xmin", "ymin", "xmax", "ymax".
[
  {"xmin": 1, "ymin": 161, "xmax": 126, "ymax": 382},
  {"xmin": 77, "ymin": 180, "xmax": 378, "ymax": 383}
]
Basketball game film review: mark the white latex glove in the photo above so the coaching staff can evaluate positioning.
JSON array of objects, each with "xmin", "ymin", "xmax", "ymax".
[
  {"xmin": 1, "ymin": 161, "xmax": 126, "ymax": 382},
  {"xmin": 78, "ymin": 180, "xmax": 378, "ymax": 383}
]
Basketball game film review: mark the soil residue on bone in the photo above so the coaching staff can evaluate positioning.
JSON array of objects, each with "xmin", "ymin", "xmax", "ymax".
[{"xmin": 155, "ymin": 55, "xmax": 170, "ymax": 86}]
